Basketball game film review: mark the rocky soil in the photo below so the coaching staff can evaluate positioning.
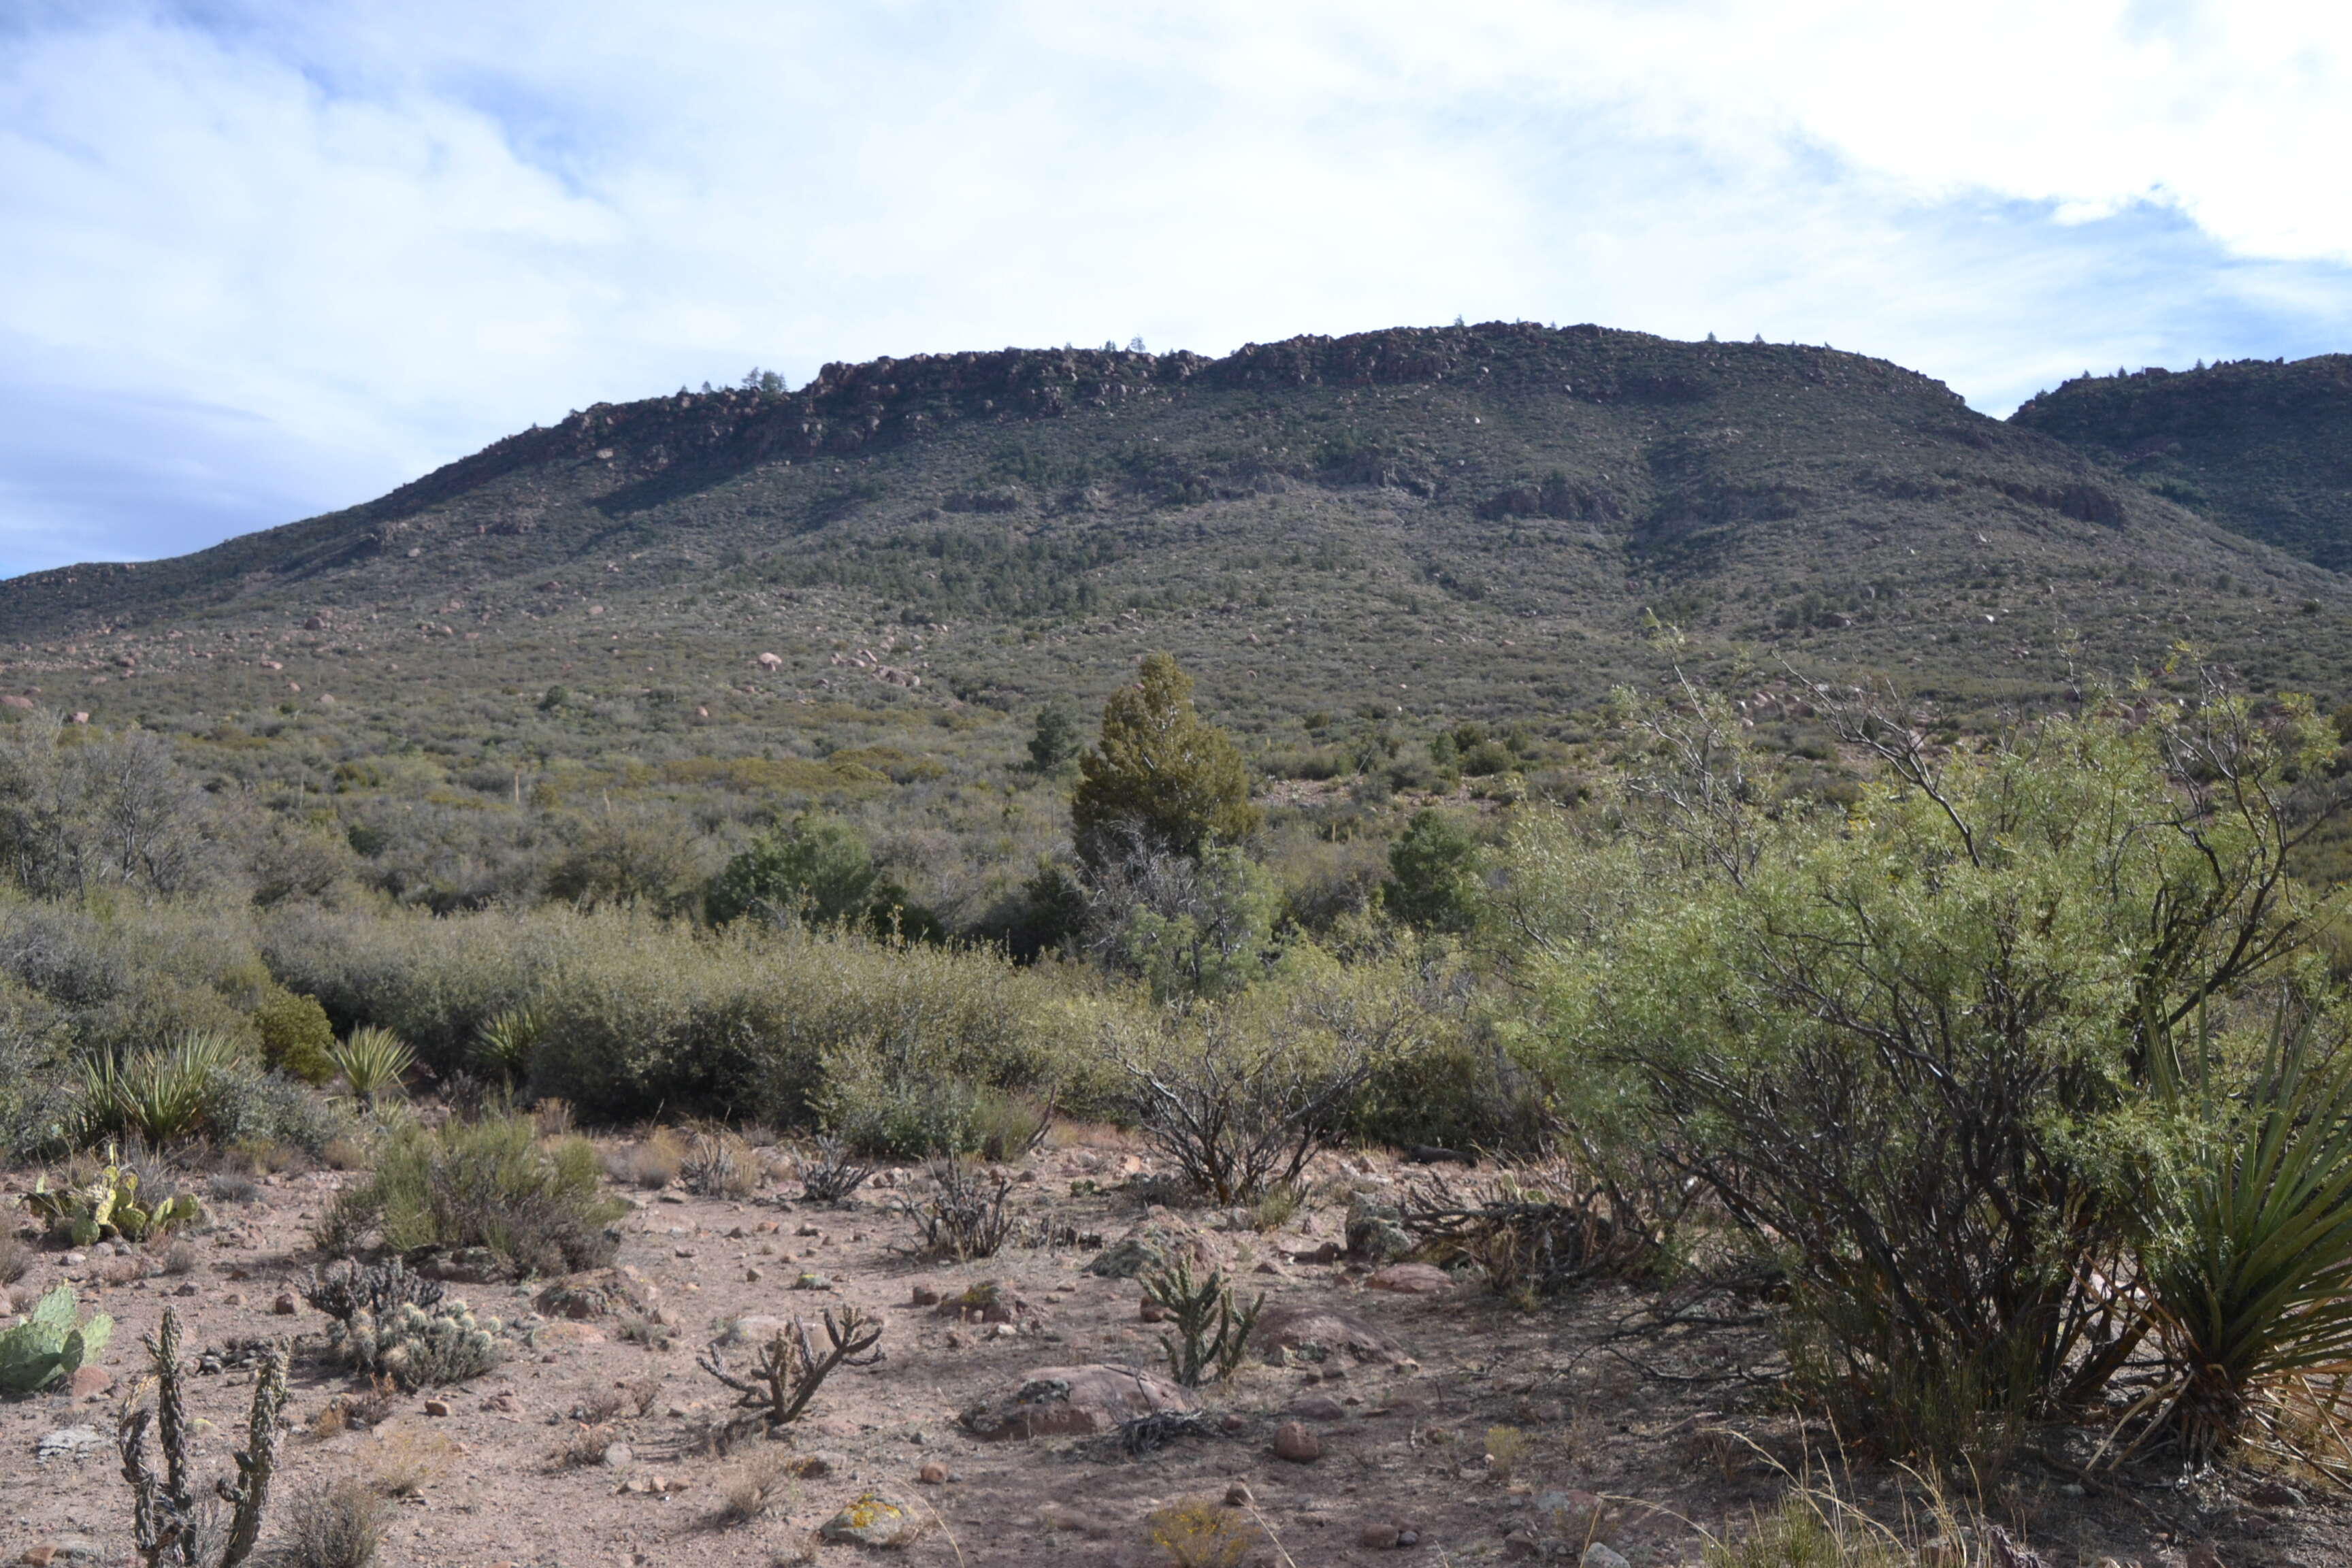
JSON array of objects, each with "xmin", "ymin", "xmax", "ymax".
[{"xmin": 2, "ymin": 1130, "xmax": 2346, "ymax": 1567}]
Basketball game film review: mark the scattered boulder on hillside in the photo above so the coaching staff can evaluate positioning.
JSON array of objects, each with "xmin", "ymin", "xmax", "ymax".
[
  {"xmin": 960, "ymin": 1365, "xmax": 1198, "ymax": 1440},
  {"xmin": 1346, "ymin": 1192, "xmax": 1412, "ymax": 1263},
  {"xmin": 1083, "ymin": 1213, "xmax": 1212, "ymax": 1279},
  {"xmin": 1254, "ymin": 1303, "xmax": 1408, "ymax": 1367}
]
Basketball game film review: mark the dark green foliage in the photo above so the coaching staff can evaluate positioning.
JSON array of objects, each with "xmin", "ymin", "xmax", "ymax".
[
  {"xmin": 251, "ymin": 987, "xmax": 336, "ymax": 1085},
  {"xmin": 708, "ymin": 813, "xmax": 878, "ymax": 926},
  {"xmin": 1381, "ymin": 809, "xmax": 1483, "ymax": 933},
  {"xmin": 1073, "ymin": 653, "xmax": 1259, "ymax": 867},
  {"xmin": 1027, "ymin": 697, "xmax": 1083, "ymax": 772}
]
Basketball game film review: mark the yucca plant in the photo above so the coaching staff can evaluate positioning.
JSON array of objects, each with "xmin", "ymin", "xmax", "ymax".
[
  {"xmin": 329, "ymin": 1027, "xmax": 414, "ymax": 1111},
  {"xmin": 473, "ymin": 1007, "xmax": 542, "ymax": 1090},
  {"xmin": 2146, "ymin": 1006, "xmax": 2352, "ymax": 1457},
  {"xmin": 77, "ymin": 1034, "xmax": 242, "ymax": 1147}
]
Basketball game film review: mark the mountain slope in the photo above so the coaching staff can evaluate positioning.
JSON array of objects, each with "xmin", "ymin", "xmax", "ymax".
[
  {"xmin": 3, "ymin": 322, "xmax": 2348, "ymax": 758},
  {"xmin": 2010, "ymin": 354, "xmax": 2352, "ymax": 572}
]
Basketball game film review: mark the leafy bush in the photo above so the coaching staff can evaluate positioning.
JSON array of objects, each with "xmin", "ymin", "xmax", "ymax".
[
  {"xmin": 707, "ymin": 813, "xmax": 879, "ymax": 927},
  {"xmin": 1513, "ymin": 681, "xmax": 2333, "ymax": 1457},
  {"xmin": 323, "ymin": 1115, "xmax": 622, "ymax": 1278},
  {"xmin": 252, "ymin": 985, "xmax": 337, "ymax": 1085},
  {"xmin": 275, "ymin": 1478, "xmax": 387, "ymax": 1568},
  {"xmin": 0, "ymin": 1283, "xmax": 112, "ymax": 1396},
  {"xmin": 1380, "ymin": 808, "xmax": 1484, "ymax": 933}
]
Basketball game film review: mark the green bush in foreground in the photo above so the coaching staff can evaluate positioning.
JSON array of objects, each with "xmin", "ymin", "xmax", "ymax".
[{"xmin": 323, "ymin": 1115, "xmax": 621, "ymax": 1278}]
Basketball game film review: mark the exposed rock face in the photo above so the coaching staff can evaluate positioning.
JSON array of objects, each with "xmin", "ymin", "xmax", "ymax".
[
  {"xmin": 960, "ymin": 1364, "xmax": 1198, "ymax": 1440},
  {"xmin": 1083, "ymin": 1214, "xmax": 1211, "ymax": 1279},
  {"xmin": 1254, "ymin": 1303, "xmax": 1407, "ymax": 1365}
]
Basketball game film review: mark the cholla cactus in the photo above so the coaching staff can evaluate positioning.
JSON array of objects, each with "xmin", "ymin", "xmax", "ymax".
[
  {"xmin": 118, "ymin": 1307, "xmax": 287, "ymax": 1567},
  {"xmin": 329, "ymin": 1298, "xmax": 500, "ymax": 1390}
]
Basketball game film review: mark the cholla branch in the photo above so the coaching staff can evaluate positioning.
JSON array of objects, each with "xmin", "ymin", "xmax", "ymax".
[
  {"xmin": 118, "ymin": 1307, "xmax": 288, "ymax": 1567},
  {"xmin": 697, "ymin": 1306, "xmax": 884, "ymax": 1430}
]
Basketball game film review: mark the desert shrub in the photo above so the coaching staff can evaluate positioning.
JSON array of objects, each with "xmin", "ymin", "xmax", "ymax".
[
  {"xmin": 706, "ymin": 813, "xmax": 878, "ymax": 926},
  {"xmin": 1512, "ymin": 680, "xmax": 2335, "ymax": 1458},
  {"xmin": 0, "ymin": 719, "xmax": 222, "ymax": 898},
  {"xmin": 968, "ymin": 1088, "xmax": 1054, "ymax": 1163},
  {"xmin": 1146, "ymin": 1499, "xmax": 1257, "ymax": 1568},
  {"xmin": 323, "ymin": 1115, "xmax": 622, "ymax": 1277},
  {"xmin": 251, "ymin": 985, "xmax": 337, "ymax": 1085},
  {"xmin": 1109, "ymin": 1001, "xmax": 1374, "ymax": 1205},
  {"xmin": 889, "ymin": 1158, "xmax": 1015, "ymax": 1260},
  {"xmin": 679, "ymin": 1129, "xmax": 757, "ymax": 1198},
  {"xmin": 274, "ymin": 1477, "xmax": 387, "ymax": 1568},
  {"xmin": 796, "ymin": 1135, "xmax": 874, "ymax": 1203},
  {"xmin": 472, "ymin": 1006, "xmax": 542, "ymax": 1088},
  {"xmin": 1089, "ymin": 840, "xmax": 1279, "ymax": 1002},
  {"xmin": 606, "ymin": 1127, "xmax": 685, "ymax": 1188},
  {"xmin": 0, "ymin": 1231, "xmax": 26, "ymax": 1285}
]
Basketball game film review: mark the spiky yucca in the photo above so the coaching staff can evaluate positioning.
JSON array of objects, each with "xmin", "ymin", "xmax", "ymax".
[{"xmin": 328, "ymin": 1027, "xmax": 413, "ymax": 1110}]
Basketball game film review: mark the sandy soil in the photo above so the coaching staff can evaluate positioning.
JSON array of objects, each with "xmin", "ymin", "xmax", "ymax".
[{"xmin": 3, "ymin": 1130, "xmax": 2345, "ymax": 1568}]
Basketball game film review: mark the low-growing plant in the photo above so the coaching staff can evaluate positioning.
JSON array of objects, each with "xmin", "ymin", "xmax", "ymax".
[
  {"xmin": 1485, "ymin": 1424, "xmax": 1533, "ymax": 1483},
  {"xmin": 1146, "ymin": 1497, "xmax": 1257, "ymax": 1568},
  {"xmin": 0, "ymin": 1282, "xmax": 112, "ymax": 1396},
  {"xmin": 274, "ymin": 1477, "xmax": 387, "ymax": 1568},
  {"xmin": 680, "ymin": 1129, "xmax": 757, "ymax": 1198},
  {"xmin": 327, "ymin": 1027, "xmax": 412, "ymax": 1111},
  {"xmin": 891, "ymin": 1158, "xmax": 1015, "ymax": 1261},
  {"xmin": 1143, "ymin": 1256, "xmax": 1261, "ymax": 1388},
  {"xmin": 26, "ymin": 1142, "xmax": 203, "ymax": 1245},
  {"xmin": 116, "ymin": 1307, "xmax": 288, "ymax": 1567},
  {"xmin": 797, "ymin": 1135, "xmax": 874, "ymax": 1203},
  {"xmin": 720, "ymin": 1449, "xmax": 796, "ymax": 1524},
  {"xmin": 301, "ymin": 1258, "xmax": 446, "ymax": 1324},
  {"xmin": 472, "ymin": 1006, "xmax": 542, "ymax": 1090},
  {"xmin": 606, "ymin": 1127, "xmax": 685, "ymax": 1190},
  {"xmin": 78, "ymin": 1033, "xmax": 242, "ymax": 1146},
  {"xmin": 361, "ymin": 1428, "xmax": 453, "ymax": 1498},
  {"xmin": 969, "ymin": 1088, "xmax": 1055, "ymax": 1164},
  {"xmin": 327, "ymin": 1298, "xmax": 500, "ymax": 1389},
  {"xmin": 697, "ymin": 1305, "xmax": 884, "ymax": 1432},
  {"xmin": 0, "ymin": 1230, "xmax": 27, "ymax": 1285},
  {"xmin": 251, "ymin": 987, "xmax": 338, "ymax": 1087},
  {"xmin": 320, "ymin": 1114, "xmax": 621, "ymax": 1277}
]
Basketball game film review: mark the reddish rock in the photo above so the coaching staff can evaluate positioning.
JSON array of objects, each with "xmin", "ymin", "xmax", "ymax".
[
  {"xmin": 1360, "ymin": 1523, "xmax": 1402, "ymax": 1549},
  {"xmin": 67, "ymin": 1365, "xmax": 112, "ymax": 1399},
  {"xmin": 422, "ymin": 1399, "xmax": 451, "ymax": 1418},
  {"xmin": 271, "ymin": 1292, "xmax": 298, "ymax": 1316},
  {"xmin": 918, "ymin": 1460, "xmax": 948, "ymax": 1484},
  {"xmin": 1273, "ymin": 1421, "xmax": 1321, "ymax": 1463},
  {"xmin": 962, "ymin": 1365, "xmax": 1199, "ymax": 1441},
  {"xmin": 1367, "ymin": 1263, "xmax": 1455, "ymax": 1294},
  {"xmin": 1290, "ymin": 1394, "xmax": 1348, "ymax": 1422}
]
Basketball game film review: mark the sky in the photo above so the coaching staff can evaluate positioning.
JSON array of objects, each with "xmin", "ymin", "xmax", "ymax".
[{"xmin": 3, "ymin": 1, "xmax": 2352, "ymax": 576}]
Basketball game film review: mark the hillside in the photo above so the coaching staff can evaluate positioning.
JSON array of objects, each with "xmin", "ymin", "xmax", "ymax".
[
  {"xmin": 2010, "ymin": 353, "xmax": 2352, "ymax": 572},
  {"xmin": 3, "ymin": 321, "xmax": 2349, "ymax": 917}
]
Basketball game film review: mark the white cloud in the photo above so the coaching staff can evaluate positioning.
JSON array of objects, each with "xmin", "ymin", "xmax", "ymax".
[{"xmin": 0, "ymin": 0, "xmax": 2348, "ymax": 572}]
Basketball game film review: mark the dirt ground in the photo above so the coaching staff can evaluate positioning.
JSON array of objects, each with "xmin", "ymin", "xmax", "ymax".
[{"xmin": 3, "ymin": 1128, "xmax": 2347, "ymax": 1568}]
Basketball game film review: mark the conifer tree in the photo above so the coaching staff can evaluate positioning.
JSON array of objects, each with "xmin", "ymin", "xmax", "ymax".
[{"xmin": 1072, "ymin": 653, "xmax": 1258, "ymax": 868}]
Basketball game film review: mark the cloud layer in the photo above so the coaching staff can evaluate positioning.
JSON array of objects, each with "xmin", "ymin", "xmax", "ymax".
[{"xmin": 3, "ymin": 1, "xmax": 2349, "ymax": 572}]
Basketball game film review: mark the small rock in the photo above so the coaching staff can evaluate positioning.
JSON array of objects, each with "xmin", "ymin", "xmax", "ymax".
[
  {"xmin": 33, "ymin": 1426, "xmax": 108, "ymax": 1463},
  {"xmin": 1224, "ymin": 1484, "xmax": 1254, "ymax": 1507},
  {"xmin": 1273, "ymin": 1421, "xmax": 1321, "ymax": 1463},
  {"xmin": 791, "ymin": 1273, "xmax": 832, "ymax": 1291},
  {"xmin": 66, "ymin": 1366, "xmax": 112, "ymax": 1400},
  {"xmin": 1503, "ymin": 1531, "xmax": 1541, "ymax": 1560},
  {"xmin": 1398, "ymin": 1530, "xmax": 1420, "ymax": 1547},
  {"xmin": 820, "ymin": 1491, "xmax": 917, "ymax": 1547},
  {"xmin": 2183, "ymin": 1548, "xmax": 2224, "ymax": 1568},
  {"xmin": 909, "ymin": 1285, "xmax": 942, "ymax": 1307},
  {"xmin": 222, "ymin": 1292, "xmax": 244, "ymax": 1307},
  {"xmin": 1359, "ymin": 1523, "xmax": 1401, "ymax": 1549},
  {"xmin": 1036, "ymin": 1503, "xmax": 1102, "ymax": 1534},
  {"xmin": 422, "ymin": 1399, "xmax": 451, "ymax": 1418},
  {"xmin": 918, "ymin": 1460, "xmax": 948, "ymax": 1484},
  {"xmin": 1290, "ymin": 1394, "xmax": 1348, "ymax": 1422},
  {"xmin": 602, "ymin": 1442, "xmax": 634, "ymax": 1467},
  {"xmin": 962, "ymin": 1365, "xmax": 1200, "ymax": 1440},
  {"xmin": 17, "ymin": 1538, "xmax": 105, "ymax": 1566},
  {"xmin": 1345, "ymin": 1192, "xmax": 1411, "ymax": 1262},
  {"xmin": 62, "ymin": 1252, "xmax": 86, "ymax": 1266},
  {"xmin": 783, "ymin": 1451, "xmax": 843, "ymax": 1478},
  {"xmin": 743, "ymin": 1268, "xmax": 761, "ymax": 1284},
  {"xmin": 1582, "ymin": 1546, "xmax": 1631, "ymax": 1568},
  {"xmin": 2245, "ymin": 1480, "xmax": 2303, "ymax": 1508},
  {"xmin": 272, "ymin": 1292, "xmax": 298, "ymax": 1316},
  {"xmin": 1366, "ymin": 1262, "xmax": 1455, "ymax": 1295},
  {"xmin": 1220, "ymin": 1412, "xmax": 1247, "ymax": 1433},
  {"xmin": 172, "ymin": 1282, "xmax": 198, "ymax": 1297}
]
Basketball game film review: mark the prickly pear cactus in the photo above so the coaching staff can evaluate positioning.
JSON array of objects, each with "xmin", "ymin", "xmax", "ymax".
[
  {"xmin": 22, "ymin": 1144, "xmax": 203, "ymax": 1245},
  {"xmin": 0, "ymin": 1284, "xmax": 113, "ymax": 1396}
]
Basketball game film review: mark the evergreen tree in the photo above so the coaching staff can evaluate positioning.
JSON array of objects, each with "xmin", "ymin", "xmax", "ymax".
[
  {"xmin": 1382, "ymin": 808, "xmax": 1483, "ymax": 932},
  {"xmin": 1072, "ymin": 653, "xmax": 1258, "ymax": 867}
]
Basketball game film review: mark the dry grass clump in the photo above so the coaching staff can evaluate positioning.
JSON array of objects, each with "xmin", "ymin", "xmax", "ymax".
[
  {"xmin": 607, "ymin": 1127, "xmax": 686, "ymax": 1189},
  {"xmin": 552, "ymin": 1422, "xmax": 620, "ymax": 1469},
  {"xmin": 1146, "ymin": 1497, "xmax": 1258, "ymax": 1568},
  {"xmin": 0, "ymin": 1230, "xmax": 28, "ymax": 1285},
  {"xmin": 274, "ymin": 1476, "xmax": 388, "ymax": 1568},
  {"xmin": 363, "ymin": 1426, "xmax": 455, "ymax": 1497},
  {"xmin": 720, "ymin": 1449, "xmax": 797, "ymax": 1524},
  {"xmin": 680, "ymin": 1128, "xmax": 759, "ymax": 1198}
]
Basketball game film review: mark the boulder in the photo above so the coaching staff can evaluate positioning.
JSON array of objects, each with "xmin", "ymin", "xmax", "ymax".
[
  {"xmin": 1254, "ymin": 1303, "xmax": 1407, "ymax": 1365},
  {"xmin": 961, "ymin": 1364, "xmax": 1198, "ymax": 1440},
  {"xmin": 1345, "ymin": 1192, "xmax": 1411, "ymax": 1263},
  {"xmin": 819, "ymin": 1491, "xmax": 918, "ymax": 1547},
  {"xmin": 1083, "ymin": 1215, "xmax": 1211, "ymax": 1279},
  {"xmin": 1367, "ymin": 1263, "xmax": 1455, "ymax": 1295},
  {"xmin": 1273, "ymin": 1420, "xmax": 1321, "ymax": 1462},
  {"xmin": 933, "ymin": 1280, "xmax": 1035, "ymax": 1325}
]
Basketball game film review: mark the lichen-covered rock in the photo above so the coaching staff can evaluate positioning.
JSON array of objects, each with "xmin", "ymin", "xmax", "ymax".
[
  {"xmin": 1082, "ymin": 1214, "xmax": 1211, "ymax": 1279},
  {"xmin": 960, "ymin": 1364, "xmax": 1198, "ymax": 1440},
  {"xmin": 1345, "ymin": 1192, "xmax": 1411, "ymax": 1263},
  {"xmin": 819, "ymin": 1491, "xmax": 918, "ymax": 1546},
  {"xmin": 1254, "ymin": 1303, "xmax": 1407, "ymax": 1365}
]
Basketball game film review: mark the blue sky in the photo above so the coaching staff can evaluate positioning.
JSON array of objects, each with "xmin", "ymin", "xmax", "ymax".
[{"xmin": 4, "ymin": 0, "xmax": 2351, "ymax": 574}]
